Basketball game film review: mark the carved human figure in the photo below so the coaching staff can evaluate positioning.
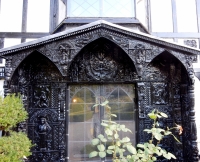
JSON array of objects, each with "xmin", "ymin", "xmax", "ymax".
[
  {"xmin": 153, "ymin": 84, "xmax": 167, "ymax": 104},
  {"xmin": 59, "ymin": 44, "xmax": 71, "ymax": 64},
  {"xmin": 38, "ymin": 117, "xmax": 51, "ymax": 150},
  {"xmin": 35, "ymin": 91, "xmax": 49, "ymax": 108}
]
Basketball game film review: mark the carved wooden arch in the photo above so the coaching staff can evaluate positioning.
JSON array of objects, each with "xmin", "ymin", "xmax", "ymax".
[
  {"xmin": 7, "ymin": 50, "xmax": 63, "ymax": 83},
  {"xmin": 143, "ymin": 50, "xmax": 189, "ymax": 81},
  {"xmin": 67, "ymin": 37, "xmax": 138, "ymax": 82},
  {"xmin": 67, "ymin": 36, "xmax": 130, "ymax": 70},
  {"xmin": 8, "ymin": 51, "xmax": 63, "ymax": 94},
  {"xmin": 148, "ymin": 49, "xmax": 193, "ymax": 75}
]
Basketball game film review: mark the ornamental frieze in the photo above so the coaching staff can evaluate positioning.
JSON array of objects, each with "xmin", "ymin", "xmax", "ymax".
[{"xmin": 3, "ymin": 28, "xmax": 199, "ymax": 83}]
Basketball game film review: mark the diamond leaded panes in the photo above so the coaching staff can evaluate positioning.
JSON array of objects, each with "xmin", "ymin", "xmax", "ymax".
[{"xmin": 67, "ymin": 0, "xmax": 135, "ymax": 17}]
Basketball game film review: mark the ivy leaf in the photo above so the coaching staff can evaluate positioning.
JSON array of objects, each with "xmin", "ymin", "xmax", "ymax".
[
  {"xmin": 105, "ymin": 129, "xmax": 113, "ymax": 136},
  {"xmin": 148, "ymin": 113, "xmax": 157, "ymax": 120},
  {"xmin": 154, "ymin": 133, "xmax": 163, "ymax": 141},
  {"xmin": 108, "ymin": 145, "xmax": 115, "ymax": 150},
  {"xmin": 97, "ymin": 144, "xmax": 105, "ymax": 152},
  {"xmin": 111, "ymin": 114, "xmax": 117, "ymax": 117},
  {"xmin": 99, "ymin": 151, "xmax": 106, "ymax": 158},
  {"xmin": 168, "ymin": 152, "xmax": 176, "ymax": 159},
  {"xmin": 107, "ymin": 149, "xmax": 113, "ymax": 154},
  {"xmin": 97, "ymin": 134, "xmax": 104, "ymax": 139},
  {"xmin": 100, "ymin": 138, "xmax": 107, "ymax": 142},
  {"xmin": 127, "ymin": 145, "xmax": 137, "ymax": 155},
  {"xmin": 101, "ymin": 123, "xmax": 108, "ymax": 127},
  {"xmin": 121, "ymin": 137, "xmax": 130, "ymax": 143},
  {"xmin": 137, "ymin": 144, "xmax": 144, "ymax": 148},
  {"xmin": 143, "ymin": 129, "xmax": 152, "ymax": 133},
  {"xmin": 114, "ymin": 133, "xmax": 119, "ymax": 139},
  {"xmin": 91, "ymin": 138, "xmax": 99, "ymax": 145},
  {"xmin": 89, "ymin": 151, "xmax": 98, "ymax": 158},
  {"xmin": 160, "ymin": 112, "xmax": 168, "ymax": 118}
]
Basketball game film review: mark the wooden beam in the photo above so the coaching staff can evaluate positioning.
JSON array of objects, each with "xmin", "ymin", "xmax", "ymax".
[
  {"xmin": 0, "ymin": 32, "xmax": 49, "ymax": 38},
  {"xmin": 21, "ymin": 0, "xmax": 28, "ymax": 42}
]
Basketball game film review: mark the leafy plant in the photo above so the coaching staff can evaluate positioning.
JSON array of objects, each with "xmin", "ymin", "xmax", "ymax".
[
  {"xmin": 0, "ymin": 94, "xmax": 28, "ymax": 131},
  {"xmin": 0, "ymin": 94, "xmax": 32, "ymax": 161},
  {"xmin": 89, "ymin": 100, "xmax": 182, "ymax": 162},
  {"xmin": 0, "ymin": 131, "xmax": 32, "ymax": 162}
]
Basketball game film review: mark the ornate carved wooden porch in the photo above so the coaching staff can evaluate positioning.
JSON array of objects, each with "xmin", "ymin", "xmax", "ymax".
[{"xmin": 0, "ymin": 21, "xmax": 199, "ymax": 161}]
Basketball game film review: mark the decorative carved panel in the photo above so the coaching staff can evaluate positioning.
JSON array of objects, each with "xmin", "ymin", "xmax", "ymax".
[
  {"xmin": 10, "ymin": 52, "xmax": 66, "ymax": 162},
  {"xmin": 151, "ymin": 83, "xmax": 168, "ymax": 105},
  {"xmin": 68, "ymin": 38, "xmax": 137, "ymax": 82},
  {"xmin": 184, "ymin": 39, "xmax": 197, "ymax": 48}
]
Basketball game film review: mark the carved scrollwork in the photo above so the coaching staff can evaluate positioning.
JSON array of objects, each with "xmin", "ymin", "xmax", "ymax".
[
  {"xmin": 137, "ymin": 82, "xmax": 145, "ymax": 118},
  {"xmin": 129, "ymin": 44, "xmax": 146, "ymax": 77},
  {"xmin": 68, "ymin": 38, "xmax": 137, "ymax": 82},
  {"xmin": 184, "ymin": 39, "xmax": 197, "ymax": 48},
  {"xmin": 75, "ymin": 34, "xmax": 94, "ymax": 48},
  {"xmin": 152, "ymin": 83, "xmax": 168, "ymax": 105},
  {"xmin": 33, "ymin": 86, "xmax": 50, "ymax": 108}
]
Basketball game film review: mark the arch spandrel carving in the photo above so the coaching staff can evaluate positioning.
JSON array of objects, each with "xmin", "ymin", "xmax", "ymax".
[{"xmin": 68, "ymin": 38, "xmax": 138, "ymax": 82}]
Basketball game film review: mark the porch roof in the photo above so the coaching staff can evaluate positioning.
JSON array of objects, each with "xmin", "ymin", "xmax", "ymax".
[{"xmin": 0, "ymin": 20, "xmax": 200, "ymax": 56}]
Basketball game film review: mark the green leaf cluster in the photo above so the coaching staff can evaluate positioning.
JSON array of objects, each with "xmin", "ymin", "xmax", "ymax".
[
  {"xmin": 0, "ymin": 131, "xmax": 33, "ymax": 162},
  {"xmin": 0, "ymin": 94, "xmax": 32, "ymax": 161},
  {"xmin": 89, "ymin": 100, "xmax": 181, "ymax": 162},
  {"xmin": 0, "ymin": 94, "xmax": 28, "ymax": 131}
]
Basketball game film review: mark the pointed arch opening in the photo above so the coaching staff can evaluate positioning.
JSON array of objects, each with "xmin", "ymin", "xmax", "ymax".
[
  {"xmin": 10, "ymin": 51, "xmax": 63, "ymax": 89},
  {"xmin": 68, "ymin": 38, "xmax": 137, "ymax": 83},
  {"xmin": 145, "ymin": 50, "xmax": 189, "ymax": 84}
]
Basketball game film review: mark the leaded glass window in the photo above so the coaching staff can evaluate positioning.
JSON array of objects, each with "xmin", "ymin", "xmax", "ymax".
[
  {"xmin": 67, "ymin": 0, "xmax": 135, "ymax": 17},
  {"xmin": 69, "ymin": 84, "xmax": 136, "ymax": 161}
]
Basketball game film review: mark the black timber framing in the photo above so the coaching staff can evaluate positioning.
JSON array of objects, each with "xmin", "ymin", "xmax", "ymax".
[
  {"xmin": 0, "ymin": 32, "xmax": 49, "ymax": 38},
  {"xmin": 196, "ymin": 0, "xmax": 200, "ymax": 49},
  {"xmin": 21, "ymin": 0, "xmax": 28, "ymax": 43},
  {"xmin": 147, "ymin": 0, "xmax": 152, "ymax": 32},
  {"xmin": 50, "ymin": 0, "xmax": 58, "ymax": 33},
  {"xmin": 151, "ymin": 32, "xmax": 200, "ymax": 38}
]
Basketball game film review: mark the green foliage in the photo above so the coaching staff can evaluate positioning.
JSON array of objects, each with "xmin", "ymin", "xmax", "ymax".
[
  {"xmin": 0, "ymin": 131, "xmax": 32, "ymax": 162},
  {"xmin": 0, "ymin": 93, "xmax": 32, "ymax": 161},
  {"xmin": 0, "ymin": 94, "xmax": 28, "ymax": 131},
  {"xmin": 89, "ymin": 100, "xmax": 182, "ymax": 162}
]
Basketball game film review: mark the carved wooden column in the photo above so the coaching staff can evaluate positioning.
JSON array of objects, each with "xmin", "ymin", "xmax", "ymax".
[
  {"xmin": 136, "ymin": 82, "xmax": 146, "ymax": 144},
  {"xmin": 4, "ymin": 56, "xmax": 12, "ymax": 96},
  {"xmin": 188, "ymin": 73, "xmax": 199, "ymax": 161}
]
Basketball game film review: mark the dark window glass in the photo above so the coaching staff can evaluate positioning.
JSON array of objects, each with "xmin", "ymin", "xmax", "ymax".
[{"xmin": 69, "ymin": 84, "xmax": 136, "ymax": 161}]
